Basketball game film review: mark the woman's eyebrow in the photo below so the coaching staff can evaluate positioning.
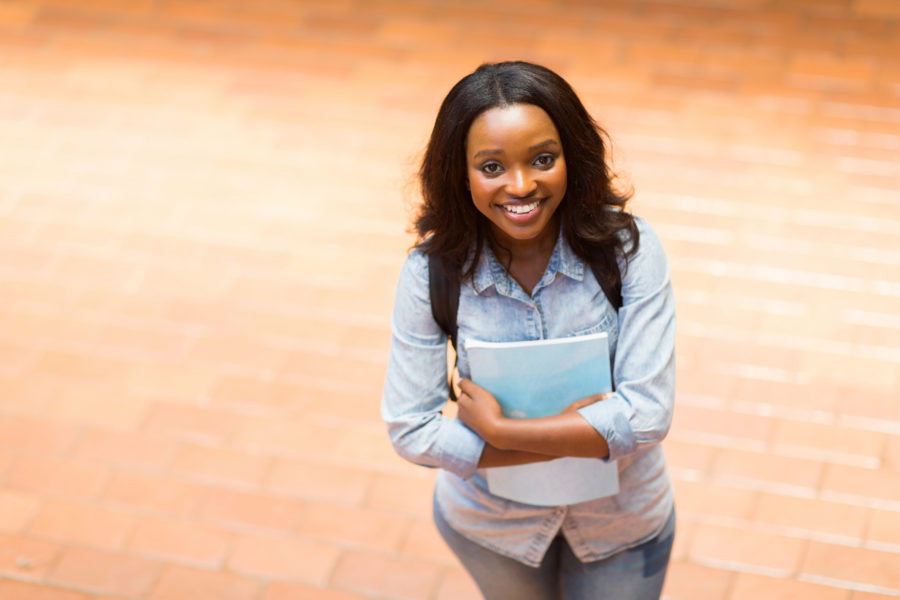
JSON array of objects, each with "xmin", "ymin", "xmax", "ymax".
[
  {"xmin": 529, "ymin": 139, "xmax": 559, "ymax": 151},
  {"xmin": 472, "ymin": 139, "xmax": 560, "ymax": 160},
  {"xmin": 472, "ymin": 148, "xmax": 503, "ymax": 159}
]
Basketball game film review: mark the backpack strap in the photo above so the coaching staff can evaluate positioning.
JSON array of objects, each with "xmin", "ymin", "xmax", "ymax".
[
  {"xmin": 428, "ymin": 253, "xmax": 459, "ymax": 401},
  {"xmin": 588, "ymin": 244, "xmax": 623, "ymax": 311}
]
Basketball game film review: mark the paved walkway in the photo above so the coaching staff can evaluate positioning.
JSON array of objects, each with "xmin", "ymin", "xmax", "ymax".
[{"xmin": 0, "ymin": 1, "xmax": 898, "ymax": 599}]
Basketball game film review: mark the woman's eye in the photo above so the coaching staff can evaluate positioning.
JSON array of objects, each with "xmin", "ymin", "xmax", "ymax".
[
  {"xmin": 534, "ymin": 154, "xmax": 556, "ymax": 168},
  {"xmin": 481, "ymin": 162, "xmax": 503, "ymax": 175}
]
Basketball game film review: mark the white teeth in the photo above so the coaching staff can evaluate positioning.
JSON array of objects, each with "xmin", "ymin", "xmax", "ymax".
[{"xmin": 503, "ymin": 201, "xmax": 540, "ymax": 215}]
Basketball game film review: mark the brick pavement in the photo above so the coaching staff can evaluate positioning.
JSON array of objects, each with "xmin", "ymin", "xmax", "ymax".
[{"xmin": 0, "ymin": 1, "xmax": 898, "ymax": 598}]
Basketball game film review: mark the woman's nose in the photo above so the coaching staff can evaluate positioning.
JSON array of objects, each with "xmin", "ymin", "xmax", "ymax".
[{"xmin": 507, "ymin": 167, "xmax": 537, "ymax": 198}]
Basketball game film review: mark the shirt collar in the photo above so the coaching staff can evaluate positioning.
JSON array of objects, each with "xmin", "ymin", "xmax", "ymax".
[{"xmin": 471, "ymin": 228, "xmax": 586, "ymax": 295}]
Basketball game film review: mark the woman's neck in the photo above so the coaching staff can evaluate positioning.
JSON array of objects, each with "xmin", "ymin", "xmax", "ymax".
[
  {"xmin": 490, "ymin": 216, "xmax": 559, "ymax": 262},
  {"xmin": 489, "ymin": 217, "xmax": 560, "ymax": 294}
]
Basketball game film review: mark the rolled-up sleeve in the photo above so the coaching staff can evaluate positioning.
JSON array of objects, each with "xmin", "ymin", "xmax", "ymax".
[
  {"xmin": 381, "ymin": 250, "xmax": 485, "ymax": 479},
  {"xmin": 577, "ymin": 220, "xmax": 676, "ymax": 461}
]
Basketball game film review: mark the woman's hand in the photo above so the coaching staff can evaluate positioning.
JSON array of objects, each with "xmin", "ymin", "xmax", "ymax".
[
  {"xmin": 561, "ymin": 392, "xmax": 613, "ymax": 414},
  {"xmin": 457, "ymin": 378, "xmax": 505, "ymax": 445}
]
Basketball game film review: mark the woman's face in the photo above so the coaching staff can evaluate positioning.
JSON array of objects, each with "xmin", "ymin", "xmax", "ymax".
[{"xmin": 465, "ymin": 103, "xmax": 567, "ymax": 250}]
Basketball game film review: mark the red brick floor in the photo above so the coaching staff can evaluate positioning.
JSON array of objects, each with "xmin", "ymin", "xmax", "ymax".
[{"xmin": 1, "ymin": 1, "xmax": 898, "ymax": 598}]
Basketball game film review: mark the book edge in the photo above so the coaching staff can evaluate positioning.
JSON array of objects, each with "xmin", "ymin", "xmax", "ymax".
[{"xmin": 464, "ymin": 331, "xmax": 609, "ymax": 351}]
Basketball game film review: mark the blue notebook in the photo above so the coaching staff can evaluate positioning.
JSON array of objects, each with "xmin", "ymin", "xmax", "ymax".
[{"xmin": 465, "ymin": 332, "xmax": 619, "ymax": 506}]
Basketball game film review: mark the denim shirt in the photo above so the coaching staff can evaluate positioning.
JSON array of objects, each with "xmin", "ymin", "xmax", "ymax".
[{"xmin": 382, "ymin": 217, "xmax": 676, "ymax": 567}]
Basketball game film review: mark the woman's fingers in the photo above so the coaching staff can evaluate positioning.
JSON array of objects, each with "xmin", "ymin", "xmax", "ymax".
[
  {"xmin": 458, "ymin": 378, "xmax": 478, "ymax": 395},
  {"xmin": 562, "ymin": 392, "xmax": 613, "ymax": 413}
]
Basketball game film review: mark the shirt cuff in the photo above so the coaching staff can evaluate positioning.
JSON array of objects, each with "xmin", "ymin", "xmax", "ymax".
[
  {"xmin": 576, "ymin": 395, "xmax": 636, "ymax": 461},
  {"xmin": 440, "ymin": 418, "xmax": 486, "ymax": 479}
]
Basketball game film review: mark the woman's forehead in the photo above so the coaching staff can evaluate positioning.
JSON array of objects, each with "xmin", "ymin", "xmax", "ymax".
[{"xmin": 467, "ymin": 104, "xmax": 560, "ymax": 154}]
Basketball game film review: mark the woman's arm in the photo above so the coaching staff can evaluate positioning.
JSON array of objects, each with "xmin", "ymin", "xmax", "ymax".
[
  {"xmin": 575, "ymin": 220, "xmax": 676, "ymax": 460},
  {"xmin": 459, "ymin": 378, "xmax": 611, "ymax": 459},
  {"xmin": 382, "ymin": 251, "xmax": 486, "ymax": 479}
]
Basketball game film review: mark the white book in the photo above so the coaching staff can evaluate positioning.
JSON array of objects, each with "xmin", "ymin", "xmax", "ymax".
[{"xmin": 465, "ymin": 333, "xmax": 619, "ymax": 506}]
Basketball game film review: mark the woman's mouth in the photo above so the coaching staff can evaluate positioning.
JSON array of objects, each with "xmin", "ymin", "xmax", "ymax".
[{"xmin": 500, "ymin": 200, "xmax": 541, "ymax": 215}]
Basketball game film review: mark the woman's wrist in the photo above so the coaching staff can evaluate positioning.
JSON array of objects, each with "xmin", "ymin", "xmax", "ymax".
[{"xmin": 486, "ymin": 417, "xmax": 513, "ymax": 450}]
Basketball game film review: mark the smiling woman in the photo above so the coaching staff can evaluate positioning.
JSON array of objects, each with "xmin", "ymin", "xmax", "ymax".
[{"xmin": 382, "ymin": 61, "xmax": 677, "ymax": 600}]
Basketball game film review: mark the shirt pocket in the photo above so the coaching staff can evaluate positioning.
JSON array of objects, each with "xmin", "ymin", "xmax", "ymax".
[
  {"xmin": 566, "ymin": 305, "xmax": 619, "ymax": 376},
  {"xmin": 567, "ymin": 305, "xmax": 618, "ymax": 340}
]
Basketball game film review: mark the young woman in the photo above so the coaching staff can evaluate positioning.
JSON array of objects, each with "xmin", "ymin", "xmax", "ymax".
[{"xmin": 382, "ymin": 61, "xmax": 676, "ymax": 600}]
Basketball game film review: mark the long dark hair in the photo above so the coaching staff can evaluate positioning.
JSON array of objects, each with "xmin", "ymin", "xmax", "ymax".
[{"xmin": 415, "ymin": 61, "xmax": 639, "ymax": 291}]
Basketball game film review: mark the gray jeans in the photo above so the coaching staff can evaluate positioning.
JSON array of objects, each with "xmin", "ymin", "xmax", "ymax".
[{"xmin": 434, "ymin": 496, "xmax": 675, "ymax": 600}]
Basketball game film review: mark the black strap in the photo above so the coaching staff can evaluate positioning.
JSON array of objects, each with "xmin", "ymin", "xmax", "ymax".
[
  {"xmin": 428, "ymin": 248, "xmax": 620, "ymax": 402},
  {"xmin": 428, "ymin": 254, "xmax": 460, "ymax": 401},
  {"xmin": 588, "ymin": 244, "xmax": 623, "ymax": 311}
]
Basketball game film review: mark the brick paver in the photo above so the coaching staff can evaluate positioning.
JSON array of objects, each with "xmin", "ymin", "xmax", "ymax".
[{"xmin": 1, "ymin": 1, "xmax": 898, "ymax": 599}]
